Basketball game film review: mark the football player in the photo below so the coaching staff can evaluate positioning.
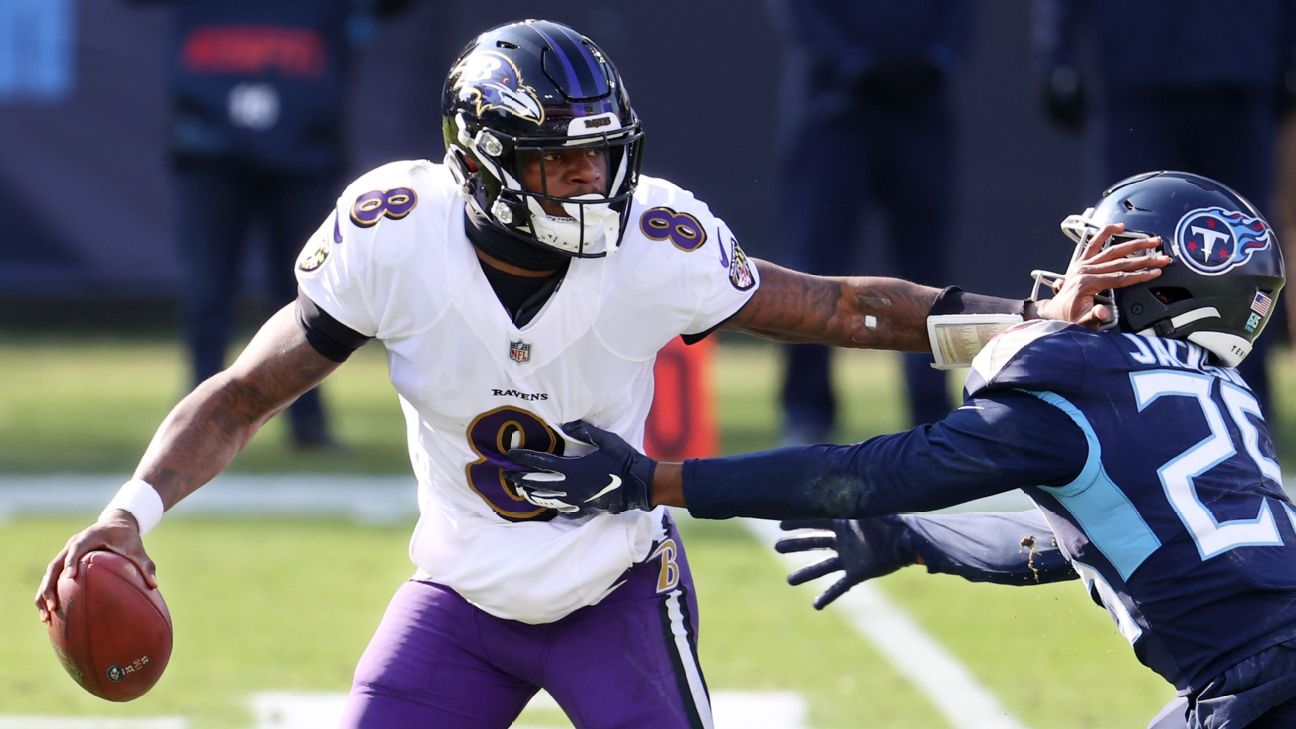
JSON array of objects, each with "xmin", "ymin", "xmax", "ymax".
[
  {"xmin": 35, "ymin": 20, "xmax": 1165, "ymax": 729},
  {"xmin": 506, "ymin": 171, "xmax": 1292, "ymax": 728}
]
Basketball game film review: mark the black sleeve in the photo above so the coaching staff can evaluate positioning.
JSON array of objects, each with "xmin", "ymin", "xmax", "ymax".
[
  {"xmin": 295, "ymin": 291, "xmax": 372, "ymax": 362},
  {"xmin": 903, "ymin": 511, "xmax": 1078, "ymax": 585},
  {"xmin": 682, "ymin": 389, "xmax": 1089, "ymax": 520},
  {"xmin": 928, "ymin": 286, "xmax": 1031, "ymax": 317}
]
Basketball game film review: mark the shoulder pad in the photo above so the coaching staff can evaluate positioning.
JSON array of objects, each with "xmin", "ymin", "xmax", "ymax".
[{"xmin": 964, "ymin": 320, "xmax": 1088, "ymax": 398}]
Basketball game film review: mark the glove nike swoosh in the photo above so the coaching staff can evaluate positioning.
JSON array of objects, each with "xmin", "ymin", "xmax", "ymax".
[{"xmin": 585, "ymin": 475, "xmax": 622, "ymax": 503}]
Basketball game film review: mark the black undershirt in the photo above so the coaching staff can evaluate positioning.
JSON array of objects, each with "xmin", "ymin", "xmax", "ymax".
[{"xmin": 463, "ymin": 207, "xmax": 569, "ymax": 328}]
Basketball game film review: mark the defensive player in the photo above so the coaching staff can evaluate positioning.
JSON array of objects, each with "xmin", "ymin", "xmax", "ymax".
[
  {"xmin": 35, "ymin": 20, "xmax": 1165, "ymax": 729},
  {"xmin": 506, "ymin": 171, "xmax": 1292, "ymax": 727}
]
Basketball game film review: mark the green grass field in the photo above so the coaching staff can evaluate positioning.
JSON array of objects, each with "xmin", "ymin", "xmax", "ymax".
[{"xmin": 4, "ymin": 333, "xmax": 1294, "ymax": 727}]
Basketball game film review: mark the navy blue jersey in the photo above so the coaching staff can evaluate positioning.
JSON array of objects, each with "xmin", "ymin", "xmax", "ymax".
[
  {"xmin": 685, "ymin": 321, "xmax": 1296, "ymax": 692},
  {"xmin": 164, "ymin": 0, "xmax": 356, "ymax": 172},
  {"xmin": 968, "ymin": 321, "xmax": 1296, "ymax": 692}
]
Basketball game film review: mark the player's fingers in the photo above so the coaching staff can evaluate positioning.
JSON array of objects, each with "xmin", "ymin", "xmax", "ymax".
[
  {"xmin": 779, "ymin": 519, "xmax": 833, "ymax": 532},
  {"xmin": 505, "ymin": 469, "xmax": 565, "ymax": 488},
  {"xmin": 62, "ymin": 533, "xmax": 96, "ymax": 579},
  {"xmin": 1077, "ymin": 303, "xmax": 1114, "ymax": 328},
  {"xmin": 813, "ymin": 578, "xmax": 852, "ymax": 610},
  {"xmin": 1091, "ymin": 236, "xmax": 1163, "ymax": 263},
  {"xmin": 575, "ymin": 421, "xmax": 632, "ymax": 452},
  {"xmin": 1080, "ymin": 223, "xmax": 1125, "ymax": 260},
  {"xmin": 133, "ymin": 555, "xmax": 159, "ymax": 590},
  {"xmin": 787, "ymin": 557, "xmax": 841, "ymax": 586},
  {"xmin": 1072, "ymin": 268, "xmax": 1163, "ymax": 296},
  {"xmin": 774, "ymin": 535, "xmax": 836, "ymax": 554},
  {"xmin": 505, "ymin": 448, "xmax": 561, "ymax": 470},
  {"xmin": 36, "ymin": 547, "xmax": 70, "ymax": 618},
  {"xmin": 86, "ymin": 543, "xmax": 157, "ymax": 592},
  {"xmin": 526, "ymin": 494, "xmax": 577, "ymax": 513},
  {"xmin": 1076, "ymin": 255, "xmax": 1165, "ymax": 276},
  {"xmin": 525, "ymin": 488, "xmax": 568, "ymax": 500},
  {"xmin": 1074, "ymin": 255, "xmax": 1168, "ymax": 277},
  {"xmin": 559, "ymin": 420, "xmax": 597, "ymax": 444}
]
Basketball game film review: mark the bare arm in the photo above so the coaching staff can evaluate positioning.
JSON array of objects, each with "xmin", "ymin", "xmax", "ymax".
[
  {"xmin": 722, "ymin": 260, "xmax": 944, "ymax": 351},
  {"xmin": 137, "ymin": 304, "xmax": 342, "ymax": 509},
  {"xmin": 724, "ymin": 231, "xmax": 1166, "ymax": 351},
  {"xmin": 36, "ymin": 304, "xmax": 342, "ymax": 620}
]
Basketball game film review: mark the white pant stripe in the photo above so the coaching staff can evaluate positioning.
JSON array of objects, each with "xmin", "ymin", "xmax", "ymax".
[{"xmin": 665, "ymin": 588, "xmax": 714, "ymax": 729}]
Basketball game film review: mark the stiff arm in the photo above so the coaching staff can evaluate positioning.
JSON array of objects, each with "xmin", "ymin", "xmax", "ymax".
[{"xmin": 727, "ymin": 229, "xmax": 1166, "ymax": 352}]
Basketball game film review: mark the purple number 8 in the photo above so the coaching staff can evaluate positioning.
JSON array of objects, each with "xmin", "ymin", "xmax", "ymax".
[
  {"xmin": 464, "ymin": 406, "xmax": 564, "ymax": 521},
  {"xmin": 639, "ymin": 206, "xmax": 708, "ymax": 251},
  {"xmin": 349, "ymin": 187, "xmax": 418, "ymax": 229}
]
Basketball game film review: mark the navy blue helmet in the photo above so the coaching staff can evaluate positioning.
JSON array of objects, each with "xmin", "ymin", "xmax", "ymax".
[
  {"xmin": 1040, "ymin": 171, "xmax": 1284, "ymax": 367},
  {"xmin": 441, "ymin": 20, "xmax": 644, "ymax": 258}
]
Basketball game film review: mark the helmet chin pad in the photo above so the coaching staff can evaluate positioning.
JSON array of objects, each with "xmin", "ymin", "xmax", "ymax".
[
  {"xmin": 524, "ymin": 195, "xmax": 620, "ymax": 257},
  {"xmin": 1186, "ymin": 331, "xmax": 1251, "ymax": 367}
]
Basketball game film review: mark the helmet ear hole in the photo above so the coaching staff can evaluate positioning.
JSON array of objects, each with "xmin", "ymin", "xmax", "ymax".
[{"xmin": 1149, "ymin": 287, "xmax": 1191, "ymax": 305}]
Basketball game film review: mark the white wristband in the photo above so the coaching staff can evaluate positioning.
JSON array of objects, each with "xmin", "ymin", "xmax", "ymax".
[
  {"xmin": 100, "ymin": 479, "xmax": 165, "ymax": 536},
  {"xmin": 926, "ymin": 313, "xmax": 1024, "ymax": 370}
]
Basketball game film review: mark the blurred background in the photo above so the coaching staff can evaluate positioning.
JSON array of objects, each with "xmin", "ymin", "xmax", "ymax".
[
  {"xmin": 0, "ymin": 0, "xmax": 1085, "ymax": 305},
  {"xmin": 2, "ymin": 1, "xmax": 1295, "ymax": 728}
]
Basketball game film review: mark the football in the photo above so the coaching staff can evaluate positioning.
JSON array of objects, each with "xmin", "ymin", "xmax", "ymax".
[{"xmin": 46, "ymin": 550, "xmax": 173, "ymax": 701}]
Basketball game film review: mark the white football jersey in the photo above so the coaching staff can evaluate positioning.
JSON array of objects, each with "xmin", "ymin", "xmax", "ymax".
[{"xmin": 295, "ymin": 160, "xmax": 760, "ymax": 623}]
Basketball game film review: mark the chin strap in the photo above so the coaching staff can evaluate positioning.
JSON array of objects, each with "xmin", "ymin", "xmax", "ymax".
[{"xmin": 463, "ymin": 207, "xmax": 571, "ymax": 271}]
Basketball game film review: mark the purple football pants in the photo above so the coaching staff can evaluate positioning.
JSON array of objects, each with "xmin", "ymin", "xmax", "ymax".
[{"xmin": 339, "ymin": 517, "xmax": 712, "ymax": 728}]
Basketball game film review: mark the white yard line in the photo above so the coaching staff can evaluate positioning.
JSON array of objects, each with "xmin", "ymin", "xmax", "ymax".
[
  {"xmin": 9, "ymin": 474, "xmax": 1296, "ymax": 729},
  {"xmin": 0, "ymin": 474, "xmax": 418, "ymax": 524},
  {"xmin": 0, "ymin": 719, "xmax": 188, "ymax": 729},
  {"xmin": 249, "ymin": 690, "xmax": 807, "ymax": 729},
  {"xmin": 3, "ymin": 474, "xmax": 1293, "ymax": 519},
  {"xmin": 0, "ymin": 690, "xmax": 807, "ymax": 729},
  {"xmin": 741, "ymin": 518, "xmax": 1030, "ymax": 729}
]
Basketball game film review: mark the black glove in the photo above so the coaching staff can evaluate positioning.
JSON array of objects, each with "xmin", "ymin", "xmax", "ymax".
[
  {"xmin": 505, "ymin": 420, "xmax": 656, "ymax": 516},
  {"xmin": 776, "ymin": 517, "xmax": 918, "ymax": 610},
  {"xmin": 1041, "ymin": 65, "xmax": 1087, "ymax": 132}
]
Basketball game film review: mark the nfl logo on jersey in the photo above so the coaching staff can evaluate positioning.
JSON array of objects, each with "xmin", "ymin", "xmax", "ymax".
[{"xmin": 510, "ymin": 340, "xmax": 532, "ymax": 364}]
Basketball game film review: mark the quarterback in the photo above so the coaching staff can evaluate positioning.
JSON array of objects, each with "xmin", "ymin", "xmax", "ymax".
[{"xmin": 36, "ymin": 20, "xmax": 1165, "ymax": 728}]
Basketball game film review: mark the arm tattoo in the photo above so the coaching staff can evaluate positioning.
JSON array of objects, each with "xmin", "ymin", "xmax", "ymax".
[
  {"xmin": 724, "ymin": 259, "xmax": 939, "ymax": 351},
  {"xmin": 135, "ymin": 306, "xmax": 343, "ymax": 508}
]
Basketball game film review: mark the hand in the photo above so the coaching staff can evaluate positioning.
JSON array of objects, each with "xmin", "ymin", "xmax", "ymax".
[
  {"xmin": 505, "ymin": 420, "xmax": 656, "ymax": 516},
  {"xmin": 35, "ymin": 510, "xmax": 157, "ymax": 624},
  {"xmin": 776, "ymin": 517, "xmax": 917, "ymax": 610},
  {"xmin": 1033, "ymin": 223, "xmax": 1169, "ymax": 328}
]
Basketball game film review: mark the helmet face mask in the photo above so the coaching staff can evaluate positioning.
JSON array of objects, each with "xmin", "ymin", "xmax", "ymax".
[
  {"xmin": 1036, "ymin": 171, "xmax": 1285, "ymax": 367},
  {"xmin": 442, "ymin": 20, "xmax": 645, "ymax": 258}
]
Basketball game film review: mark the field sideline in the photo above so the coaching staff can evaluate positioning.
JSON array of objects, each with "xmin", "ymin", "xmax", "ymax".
[{"xmin": 4, "ymin": 335, "xmax": 1293, "ymax": 727}]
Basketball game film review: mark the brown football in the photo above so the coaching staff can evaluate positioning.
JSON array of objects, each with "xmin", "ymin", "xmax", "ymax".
[{"xmin": 46, "ymin": 550, "xmax": 173, "ymax": 701}]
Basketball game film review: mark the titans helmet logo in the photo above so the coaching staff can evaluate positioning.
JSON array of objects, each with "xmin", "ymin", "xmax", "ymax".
[
  {"xmin": 451, "ymin": 51, "xmax": 545, "ymax": 126},
  {"xmin": 1172, "ymin": 206, "xmax": 1273, "ymax": 276}
]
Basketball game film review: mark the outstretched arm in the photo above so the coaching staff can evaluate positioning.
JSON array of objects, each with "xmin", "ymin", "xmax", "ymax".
[
  {"xmin": 724, "ymin": 262, "xmax": 946, "ymax": 351},
  {"xmin": 777, "ymin": 510, "xmax": 1077, "ymax": 609},
  {"xmin": 725, "ymin": 225, "xmax": 1166, "ymax": 351},
  {"xmin": 506, "ymin": 390, "xmax": 1088, "ymax": 521},
  {"xmin": 36, "ymin": 303, "xmax": 343, "ymax": 621}
]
